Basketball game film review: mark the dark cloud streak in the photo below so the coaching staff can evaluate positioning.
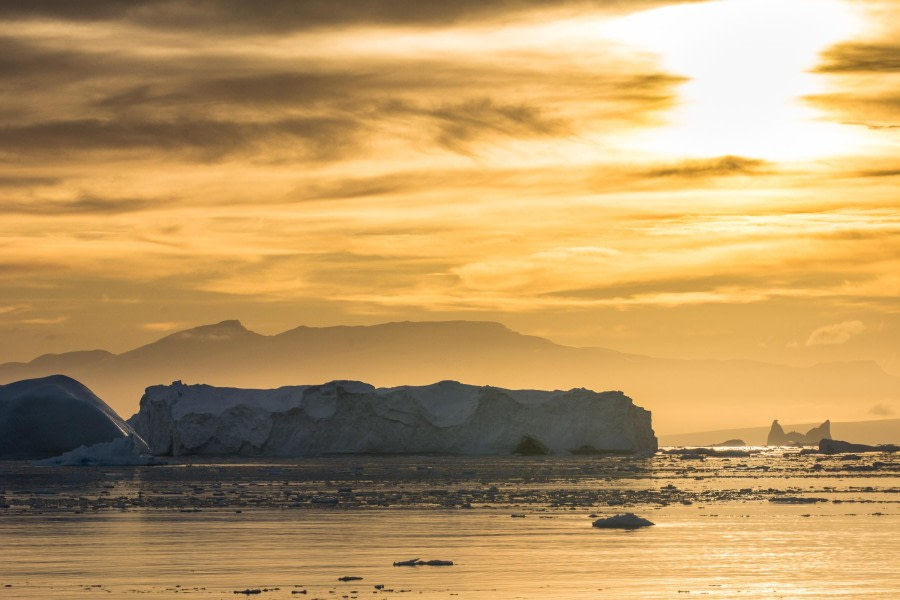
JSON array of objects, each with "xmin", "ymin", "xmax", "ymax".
[
  {"xmin": 816, "ymin": 42, "xmax": 900, "ymax": 73},
  {"xmin": 0, "ymin": 175, "xmax": 61, "ymax": 188},
  {"xmin": 0, "ymin": 195, "xmax": 167, "ymax": 216},
  {"xmin": 0, "ymin": 117, "xmax": 360, "ymax": 161},
  {"xmin": 382, "ymin": 98, "xmax": 567, "ymax": 153},
  {"xmin": 0, "ymin": 0, "xmax": 706, "ymax": 33},
  {"xmin": 644, "ymin": 156, "xmax": 769, "ymax": 178},
  {"xmin": 86, "ymin": 67, "xmax": 681, "ymax": 114}
]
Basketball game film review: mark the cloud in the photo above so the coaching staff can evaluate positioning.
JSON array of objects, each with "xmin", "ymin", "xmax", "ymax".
[
  {"xmin": 408, "ymin": 98, "xmax": 568, "ymax": 152},
  {"xmin": 0, "ymin": 175, "xmax": 60, "ymax": 187},
  {"xmin": 0, "ymin": 305, "xmax": 30, "ymax": 316},
  {"xmin": 0, "ymin": 195, "xmax": 166, "ymax": 215},
  {"xmin": 0, "ymin": 57, "xmax": 679, "ymax": 163},
  {"xmin": 816, "ymin": 43, "xmax": 900, "ymax": 73},
  {"xmin": 0, "ymin": 4, "xmax": 688, "ymax": 172},
  {"xmin": 0, "ymin": 1, "xmax": 707, "ymax": 33},
  {"xmin": 644, "ymin": 156, "xmax": 770, "ymax": 178},
  {"xmin": 808, "ymin": 42, "xmax": 900, "ymax": 127},
  {"xmin": 0, "ymin": 117, "xmax": 360, "ymax": 161},
  {"xmin": 17, "ymin": 316, "xmax": 69, "ymax": 325},
  {"xmin": 0, "ymin": 37, "xmax": 97, "ymax": 81},
  {"xmin": 547, "ymin": 274, "xmax": 760, "ymax": 302},
  {"xmin": 850, "ymin": 167, "xmax": 900, "ymax": 178},
  {"xmin": 869, "ymin": 403, "xmax": 895, "ymax": 417},
  {"xmin": 806, "ymin": 320, "xmax": 866, "ymax": 346},
  {"xmin": 140, "ymin": 321, "xmax": 190, "ymax": 332},
  {"xmin": 116, "ymin": 71, "xmax": 378, "ymax": 110},
  {"xmin": 808, "ymin": 92, "xmax": 900, "ymax": 126}
]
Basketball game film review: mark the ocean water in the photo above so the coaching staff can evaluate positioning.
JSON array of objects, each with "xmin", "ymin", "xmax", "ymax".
[{"xmin": 0, "ymin": 449, "xmax": 897, "ymax": 599}]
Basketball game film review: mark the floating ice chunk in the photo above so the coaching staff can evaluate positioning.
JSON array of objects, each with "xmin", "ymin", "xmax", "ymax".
[
  {"xmin": 38, "ymin": 434, "xmax": 161, "ymax": 466},
  {"xmin": 591, "ymin": 513, "xmax": 655, "ymax": 529},
  {"xmin": 393, "ymin": 558, "xmax": 454, "ymax": 567}
]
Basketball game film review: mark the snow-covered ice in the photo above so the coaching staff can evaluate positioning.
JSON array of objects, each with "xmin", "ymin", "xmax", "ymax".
[{"xmin": 129, "ymin": 379, "xmax": 658, "ymax": 456}]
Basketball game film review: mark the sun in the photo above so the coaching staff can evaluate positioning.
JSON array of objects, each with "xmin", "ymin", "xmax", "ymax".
[{"xmin": 606, "ymin": 0, "xmax": 865, "ymax": 161}]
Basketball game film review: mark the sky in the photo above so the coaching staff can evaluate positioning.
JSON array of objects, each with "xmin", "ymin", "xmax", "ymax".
[{"xmin": 1, "ymin": 0, "xmax": 899, "ymax": 376}]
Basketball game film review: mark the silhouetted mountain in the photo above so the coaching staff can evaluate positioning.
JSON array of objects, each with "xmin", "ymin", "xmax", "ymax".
[{"xmin": 1, "ymin": 319, "xmax": 898, "ymax": 434}]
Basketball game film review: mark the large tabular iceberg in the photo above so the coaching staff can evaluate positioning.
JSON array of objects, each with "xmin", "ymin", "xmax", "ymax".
[
  {"xmin": 0, "ymin": 374, "xmax": 141, "ymax": 459},
  {"xmin": 129, "ymin": 380, "xmax": 658, "ymax": 456}
]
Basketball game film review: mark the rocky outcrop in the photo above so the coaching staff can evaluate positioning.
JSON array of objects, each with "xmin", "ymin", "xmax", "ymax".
[
  {"xmin": 767, "ymin": 419, "xmax": 831, "ymax": 446},
  {"xmin": 128, "ymin": 380, "xmax": 658, "ymax": 457}
]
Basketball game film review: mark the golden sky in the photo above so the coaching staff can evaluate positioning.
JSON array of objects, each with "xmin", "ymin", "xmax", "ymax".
[{"xmin": 1, "ymin": 0, "xmax": 899, "ymax": 380}]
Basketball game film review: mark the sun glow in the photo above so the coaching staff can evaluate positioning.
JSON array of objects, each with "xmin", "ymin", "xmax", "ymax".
[{"xmin": 608, "ymin": 0, "xmax": 865, "ymax": 161}]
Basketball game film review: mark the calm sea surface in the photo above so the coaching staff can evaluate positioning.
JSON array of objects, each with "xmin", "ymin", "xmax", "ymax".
[{"xmin": 1, "ymin": 449, "xmax": 897, "ymax": 599}]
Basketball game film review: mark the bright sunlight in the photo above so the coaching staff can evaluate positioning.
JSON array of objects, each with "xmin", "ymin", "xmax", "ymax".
[{"xmin": 608, "ymin": 0, "xmax": 865, "ymax": 160}]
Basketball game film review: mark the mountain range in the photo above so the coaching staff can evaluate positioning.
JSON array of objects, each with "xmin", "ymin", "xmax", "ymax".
[{"xmin": 1, "ymin": 319, "xmax": 897, "ymax": 435}]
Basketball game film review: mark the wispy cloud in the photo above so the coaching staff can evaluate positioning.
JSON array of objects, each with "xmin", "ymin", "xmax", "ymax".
[
  {"xmin": 806, "ymin": 320, "xmax": 866, "ymax": 346},
  {"xmin": 644, "ymin": 156, "xmax": 769, "ymax": 178},
  {"xmin": 17, "ymin": 316, "xmax": 69, "ymax": 325},
  {"xmin": 0, "ymin": 195, "xmax": 166, "ymax": 215},
  {"xmin": 140, "ymin": 321, "xmax": 190, "ymax": 332},
  {"xmin": 0, "ymin": 117, "xmax": 361, "ymax": 162},
  {"xmin": 0, "ymin": 304, "xmax": 29, "ymax": 315}
]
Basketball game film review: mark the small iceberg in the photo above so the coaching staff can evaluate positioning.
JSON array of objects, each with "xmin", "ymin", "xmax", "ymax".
[
  {"xmin": 393, "ymin": 558, "xmax": 454, "ymax": 566},
  {"xmin": 38, "ymin": 434, "xmax": 162, "ymax": 466},
  {"xmin": 592, "ymin": 513, "xmax": 655, "ymax": 529}
]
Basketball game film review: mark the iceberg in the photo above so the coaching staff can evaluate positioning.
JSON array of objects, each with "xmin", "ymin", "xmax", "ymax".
[
  {"xmin": 592, "ymin": 513, "xmax": 655, "ymax": 529},
  {"xmin": 766, "ymin": 419, "xmax": 831, "ymax": 446},
  {"xmin": 0, "ymin": 375, "xmax": 143, "ymax": 459},
  {"xmin": 129, "ymin": 380, "xmax": 657, "ymax": 456},
  {"xmin": 38, "ymin": 434, "xmax": 161, "ymax": 466},
  {"xmin": 818, "ymin": 438, "xmax": 899, "ymax": 454}
]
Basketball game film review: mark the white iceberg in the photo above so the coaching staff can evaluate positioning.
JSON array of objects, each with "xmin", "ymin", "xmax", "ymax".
[
  {"xmin": 128, "ymin": 379, "xmax": 657, "ymax": 456},
  {"xmin": 38, "ymin": 434, "xmax": 161, "ymax": 466}
]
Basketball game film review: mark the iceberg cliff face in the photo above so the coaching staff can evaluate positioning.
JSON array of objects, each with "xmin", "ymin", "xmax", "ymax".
[{"xmin": 129, "ymin": 380, "xmax": 658, "ymax": 456}]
